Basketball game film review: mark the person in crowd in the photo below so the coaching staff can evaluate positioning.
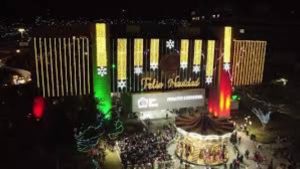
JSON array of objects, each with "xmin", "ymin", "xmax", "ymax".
[{"xmin": 245, "ymin": 149, "xmax": 249, "ymax": 159}]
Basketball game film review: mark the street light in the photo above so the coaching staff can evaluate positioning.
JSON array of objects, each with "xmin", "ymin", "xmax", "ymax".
[{"xmin": 18, "ymin": 28, "xmax": 25, "ymax": 38}]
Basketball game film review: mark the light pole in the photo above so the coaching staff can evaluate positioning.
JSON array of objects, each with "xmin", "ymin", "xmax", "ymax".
[{"xmin": 18, "ymin": 28, "xmax": 25, "ymax": 39}]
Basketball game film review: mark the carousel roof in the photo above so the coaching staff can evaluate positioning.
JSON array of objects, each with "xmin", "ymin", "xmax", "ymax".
[{"xmin": 175, "ymin": 113, "xmax": 234, "ymax": 136}]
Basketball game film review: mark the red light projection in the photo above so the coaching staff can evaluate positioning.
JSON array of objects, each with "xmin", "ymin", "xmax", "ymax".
[
  {"xmin": 208, "ymin": 70, "xmax": 232, "ymax": 118},
  {"xmin": 33, "ymin": 96, "xmax": 45, "ymax": 120}
]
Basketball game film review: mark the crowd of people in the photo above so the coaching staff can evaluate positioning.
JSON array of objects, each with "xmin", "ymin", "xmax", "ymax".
[{"xmin": 119, "ymin": 124, "xmax": 176, "ymax": 169}]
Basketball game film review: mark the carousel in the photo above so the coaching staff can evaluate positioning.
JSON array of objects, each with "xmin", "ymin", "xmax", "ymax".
[{"xmin": 175, "ymin": 112, "xmax": 235, "ymax": 166}]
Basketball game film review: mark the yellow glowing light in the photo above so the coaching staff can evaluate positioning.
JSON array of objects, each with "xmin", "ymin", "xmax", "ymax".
[
  {"xmin": 134, "ymin": 38, "xmax": 143, "ymax": 67},
  {"xmin": 180, "ymin": 39, "xmax": 189, "ymax": 66},
  {"xmin": 224, "ymin": 26, "xmax": 232, "ymax": 64},
  {"xmin": 63, "ymin": 38, "xmax": 68, "ymax": 95},
  {"xmin": 49, "ymin": 38, "xmax": 55, "ymax": 97},
  {"xmin": 150, "ymin": 39, "xmax": 159, "ymax": 66},
  {"xmin": 225, "ymin": 96, "xmax": 231, "ymax": 110},
  {"xmin": 53, "ymin": 38, "xmax": 60, "ymax": 96},
  {"xmin": 33, "ymin": 38, "xmax": 40, "ymax": 88},
  {"xmin": 43, "ymin": 38, "xmax": 50, "ymax": 97},
  {"xmin": 117, "ymin": 39, "xmax": 127, "ymax": 80},
  {"xmin": 77, "ymin": 38, "xmax": 82, "ymax": 96},
  {"xmin": 68, "ymin": 38, "xmax": 73, "ymax": 95},
  {"xmin": 193, "ymin": 40, "xmax": 202, "ymax": 65},
  {"xmin": 206, "ymin": 40, "xmax": 215, "ymax": 77},
  {"xmin": 59, "ymin": 38, "xmax": 64, "ymax": 96},
  {"xmin": 232, "ymin": 40, "xmax": 267, "ymax": 86},
  {"xmin": 219, "ymin": 92, "xmax": 224, "ymax": 113},
  {"xmin": 82, "ymin": 38, "xmax": 86, "ymax": 95},
  {"xmin": 39, "ymin": 38, "xmax": 45, "ymax": 97},
  {"xmin": 86, "ymin": 38, "xmax": 90, "ymax": 94},
  {"xmin": 96, "ymin": 23, "xmax": 107, "ymax": 68},
  {"xmin": 73, "ymin": 37, "xmax": 77, "ymax": 95}
]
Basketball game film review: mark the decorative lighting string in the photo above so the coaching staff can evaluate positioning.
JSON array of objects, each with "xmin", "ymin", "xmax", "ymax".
[{"xmin": 74, "ymin": 114, "xmax": 105, "ymax": 152}]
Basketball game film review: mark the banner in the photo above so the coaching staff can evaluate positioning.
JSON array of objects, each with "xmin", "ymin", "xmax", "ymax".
[{"xmin": 131, "ymin": 89, "xmax": 205, "ymax": 112}]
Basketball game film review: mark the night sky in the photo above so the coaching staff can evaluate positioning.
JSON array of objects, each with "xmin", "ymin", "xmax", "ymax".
[{"xmin": 1, "ymin": 0, "xmax": 300, "ymax": 20}]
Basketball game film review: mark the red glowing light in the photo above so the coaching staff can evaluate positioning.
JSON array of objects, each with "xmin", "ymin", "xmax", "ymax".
[
  {"xmin": 33, "ymin": 96, "xmax": 45, "ymax": 120},
  {"xmin": 208, "ymin": 70, "xmax": 232, "ymax": 118}
]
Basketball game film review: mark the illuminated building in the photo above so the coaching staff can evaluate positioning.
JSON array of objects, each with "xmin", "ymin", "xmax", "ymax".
[{"xmin": 32, "ymin": 23, "xmax": 267, "ymax": 120}]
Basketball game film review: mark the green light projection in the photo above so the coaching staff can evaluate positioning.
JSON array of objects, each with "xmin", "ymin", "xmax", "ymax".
[{"xmin": 93, "ymin": 23, "xmax": 112, "ymax": 120}]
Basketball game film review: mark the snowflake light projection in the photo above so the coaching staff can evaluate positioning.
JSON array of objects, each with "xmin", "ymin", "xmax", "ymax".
[
  {"xmin": 166, "ymin": 39, "xmax": 175, "ymax": 50},
  {"xmin": 193, "ymin": 65, "xmax": 201, "ymax": 73},
  {"xmin": 180, "ymin": 62, "xmax": 188, "ymax": 69},
  {"xmin": 134, "ymin": 66, "xmax": 143, "ymax": 75},
  {"xmin": 223, "ymin": 63, "xmax": 230, "ymax": 71},
  {"xmin": 150, "ymin": 63, "xmax": 158, "ymax": 70},
  {"xmin": 97, "ymin": 67, "xmax": 107, "ymax": 77},
  {"xmin": 117, "ymin": 80, "xmax": 127, "ymax": 89},
  {"xmin": 206, "ymin": 76, "xmax": 213, "ymax": 84}
]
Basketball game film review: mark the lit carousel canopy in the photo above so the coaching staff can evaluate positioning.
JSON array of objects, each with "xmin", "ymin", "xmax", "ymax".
[{"xmin": 175, "ymin": 113, "xmax": 234, "ymax": 140}]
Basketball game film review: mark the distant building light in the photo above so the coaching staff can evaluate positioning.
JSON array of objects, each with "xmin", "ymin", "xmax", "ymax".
[
  {"xmin": 217, "ymin": 14, "xmax": 220, "ymax": 18},
  {"xmin": 212, "ymin": 15, "xmax": 216, "ymax": 18},
  {"xmin": 239, "ymin": 29, "xmax": 245, "ymax": 34},
  {"xmin": 16, "ymin": 49, "xmax": 21, "ymax": 53},
  {"xmin": 18, "ymin": 28, "xmax": 25, "ymax": 33},
  {"xmin": 201, "ymin": 16, "xmax": 205, "ymax": 19}
]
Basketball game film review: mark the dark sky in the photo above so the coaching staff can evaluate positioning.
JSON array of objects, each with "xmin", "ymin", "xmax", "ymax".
[{"xmin": 2, "ymin": 0, "xmax": 300, "ymax": 20}]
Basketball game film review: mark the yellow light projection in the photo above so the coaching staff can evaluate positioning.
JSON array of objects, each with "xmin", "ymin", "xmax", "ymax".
[
  {"xmin": 232, "ymin": 40, "xmax": 267, "ymax": 86},
  {"xmin": 117, "ymin": 39, "xmax": 127, "ymax": 80},
  {"xmin": 96, "ymin": 23, "xmax": 107, "ymax": 68},
  {"xmin": 193, "ymin": 39, "xmax": 202, "ymax": 65},
  {"xmin": 224, "ymin": 27, "xmax": 232, "ymax": 64},
  {"xmin": 206, "ymin": 40, "xmax": 215, "ymax": 78},
  {"xmin": 180, "ymin": 39, "xmax": 189, "ymax": 69},
  {"xmin": 134, "ymin": 38, "xmax": 143, "ymax": 67},
  {"xmin": 150, "ymin": 39, "xmax": 159, "ymax": 70}
]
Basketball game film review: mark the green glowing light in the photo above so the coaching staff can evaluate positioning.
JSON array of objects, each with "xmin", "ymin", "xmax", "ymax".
[
  {"xmin": 232, "ymin": 94, "xmax": 240, "ymax": 101},
  {"xmin": 93, "ymin": 23, "xmax": 112, "ymax": 120},
  {"xmin": 93, "ymin": 72, "xmax": 112, "ymax": 120},
  {"xmin": 112, "ymin": 64, "xmax": 116, "ymax": 69}
]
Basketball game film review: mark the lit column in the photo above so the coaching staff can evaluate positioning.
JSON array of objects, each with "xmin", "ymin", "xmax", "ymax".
[
  {"xmin": 59, "ymin": 38, "xmax": 64, "ymax": 96},
  {"xmin": 73, "ymin": 37, "xmax": 77, "ymax": 95},
  {"xmin": 49, "ymin": 38, "xmax": 55, "ymax": 97},
  {"xmin": 63, "ymin": 38, "xmax": 69, "ymax": 95},
  {"xmin": 93, "ymin": 23, "xmax": 112, "ymax": 120},
  {"xmin": 180, "ymin": 39, "xmax": 189, "ymax": 69},
  {"xmin": 68, "ymin": 38, "xmax": 73, "ymax": 95},
  {"xmin": 117, "ymin": 38, "xmax": 127, "ymax": 90},
  {"xmin": 193, "ymin": 39, "xmax": 202, "ymax": 73},
  {"xmin": 150, "ymin": 39, "xmax": 159, "ymax": 71},
  {"xmin": 259, "ymin": 42, "xmax": 267, "ymax": 83},
  {"xmin": 205, "ymin": 40, "xmax": 215, "ymax": 84},
  {"xmin": 86, "ymin": 38, "xmax": 90, "ymax": 94},
  {"xmin": 223, "ymin": 27, "xmax": 232, "ymax": 71},
  {"xmin": 133, "ymin": 38, "xmax": 143, "ymax": 75},
  {"xmin": 77, "ymin": 38, "xmax": 82, "ymax": 96},
  {"xmin": 54, "ymin": 38, "xmax": 60, "ymax": 97},
  {"xmin": 33, "ymin": 38, "xmax": 40, "ymax": 89},
  {"xmin": 39, "ymin": 38, "xmax": 46, "ymax": 97},
  {"xmin": 82, "ymin": 38, "xmax": 86, "ymax": 95},
  {"xmin": 43, "ymin": 38, "xmax": 50, "ymax": 97}
]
